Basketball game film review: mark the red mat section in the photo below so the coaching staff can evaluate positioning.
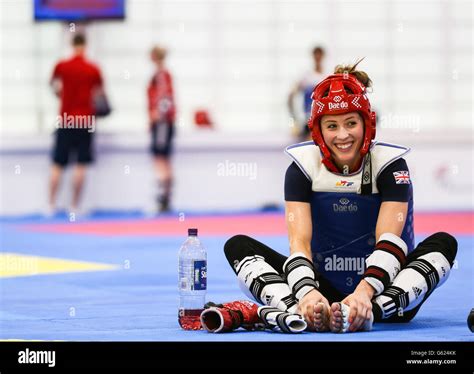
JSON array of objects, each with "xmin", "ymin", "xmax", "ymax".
[
  {"xmin": 22, "ymin": 214, "xmax": 285, "ymax": 236},
  {"xmin": 20, "ymin": 212, "xmax": 474, "ymax": 236},
  {"xmin": 414, "ymin": 212, "xmax": 474, "ymax": 235}
]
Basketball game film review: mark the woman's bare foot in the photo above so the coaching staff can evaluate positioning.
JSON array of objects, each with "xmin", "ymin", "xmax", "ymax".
[
  {"xmin": 313, "ymin": 302, "xmax": 330, "ymax": 332},
  {"xmin": 329, "ymin": 302, "xmax": 346, "ymax": 333},
  {"xmin": 329, "ymin": 302, "xmax": 373, "ymax": 333}
]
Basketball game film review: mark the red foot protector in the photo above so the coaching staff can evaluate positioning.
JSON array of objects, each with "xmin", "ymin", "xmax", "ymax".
[
  {"xmin": 200, "ymin": 300, "xmax": 307, "ymax": 334},
  {"xmin": 200, "ymin": 300, "xmax": 264, "ymax": 333}
]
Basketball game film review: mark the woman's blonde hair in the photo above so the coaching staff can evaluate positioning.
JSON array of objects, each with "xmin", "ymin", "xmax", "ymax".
[{"xmin": 334, "ymin": 58, "xmax": 372, "ymax": 89}]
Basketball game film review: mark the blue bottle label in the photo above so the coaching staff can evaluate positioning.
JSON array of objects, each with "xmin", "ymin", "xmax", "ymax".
[{"xmin": 193, "ymin": 260, "xmax": 207, "ymax": 290}]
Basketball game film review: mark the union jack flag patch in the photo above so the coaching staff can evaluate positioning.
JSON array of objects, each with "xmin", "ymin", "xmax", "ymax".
[{"xmin": 393, "ymin": 171, "xmax": 411, "ymax": 184}]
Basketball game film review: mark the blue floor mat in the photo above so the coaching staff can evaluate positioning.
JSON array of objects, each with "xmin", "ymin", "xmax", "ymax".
[{"xmin": 0, "ymin": 219, "xmax": 473, "ymax": 341}]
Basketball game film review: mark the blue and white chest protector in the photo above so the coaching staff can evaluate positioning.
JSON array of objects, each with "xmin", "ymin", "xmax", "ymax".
[{"xmin": 285, "ymin": 141, "xmax": 415, "ymax": 295}]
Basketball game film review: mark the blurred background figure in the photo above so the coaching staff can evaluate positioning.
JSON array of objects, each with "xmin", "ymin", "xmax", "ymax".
[
  {"xmin": 48, "ymin": 33, "xmax": 104, "ymax": 216},
  {"xmin": 147, "ymin": 45, "xmax": 176, "ymax": 213},
  {"xmin": 288, "ymin": 46, "xmax": 327, "ymax": 142}
]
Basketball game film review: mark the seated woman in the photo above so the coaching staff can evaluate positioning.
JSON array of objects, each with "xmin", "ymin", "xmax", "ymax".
[{"xmin": 223, "ymin": 61, "xmax": 457, "ymax": 332}]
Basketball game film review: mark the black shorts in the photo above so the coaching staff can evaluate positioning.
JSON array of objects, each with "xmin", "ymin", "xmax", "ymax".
[
  {"xmin": 151, "ymin": 121, "xmax": 174, "ymax": 157},
  {"xmin": 52, "ymin": 129, "xmax": 94, "ymax": 167}
]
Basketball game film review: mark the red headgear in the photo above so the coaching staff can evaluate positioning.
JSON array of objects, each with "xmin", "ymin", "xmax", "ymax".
[{"xmin": 307, "ymin": 73, "xmax": 376, "ymax": 172}]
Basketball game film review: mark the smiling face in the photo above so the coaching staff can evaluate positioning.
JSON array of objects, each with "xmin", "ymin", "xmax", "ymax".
[{"xmin": 320, "ymin": 112, "xmax": 364, "ymax": 173}]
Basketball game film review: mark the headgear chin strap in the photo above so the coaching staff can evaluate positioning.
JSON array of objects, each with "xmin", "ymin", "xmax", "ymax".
[{"xmin": 307, "ymin": 73, "xmax": 376, "ymax": 174}]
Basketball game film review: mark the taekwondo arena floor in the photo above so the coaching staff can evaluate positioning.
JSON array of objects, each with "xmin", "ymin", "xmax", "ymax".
[{"xmin": 0, "ymin": 210, "xmax": 472, "ymax": 342}]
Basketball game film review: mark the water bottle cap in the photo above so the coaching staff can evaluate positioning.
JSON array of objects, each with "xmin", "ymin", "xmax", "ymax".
[{"xmin": 188, "ymin": 228, "xmax": 198, "ymax": 236}]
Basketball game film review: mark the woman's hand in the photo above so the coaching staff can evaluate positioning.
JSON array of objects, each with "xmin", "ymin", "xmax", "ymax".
[
  {"xmin": 298, "ymin": 289, "xmax": 329, "ymax": 330},
  {"xmin": 340, "ymin": 280, "xmax": 375, "ymax": 332}
]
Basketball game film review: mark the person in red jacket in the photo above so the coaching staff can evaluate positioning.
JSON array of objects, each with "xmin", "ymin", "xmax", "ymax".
[
  {"xmin": 147, "ymin": 45, "xmax": 176, "ymax": 213},
  {"xmin": 49, "ymin": 34, "xmax": 104, "ymax": 216}
]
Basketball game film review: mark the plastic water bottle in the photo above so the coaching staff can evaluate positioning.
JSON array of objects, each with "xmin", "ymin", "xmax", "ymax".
[{"xmin": 178, "ymin": 228, "xmax": 207, "ymax": 330}]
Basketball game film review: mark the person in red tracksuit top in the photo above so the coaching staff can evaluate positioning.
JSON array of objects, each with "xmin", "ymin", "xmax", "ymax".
[
  {"xmin": 49, "ymin": 34, "xmax": 104, "ymax": 216},
  {"xmin": 147, "ymin": 45, "xmax": 176, "ymax": 213}
]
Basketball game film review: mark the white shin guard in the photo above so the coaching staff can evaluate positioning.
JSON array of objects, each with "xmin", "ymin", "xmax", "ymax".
[
  {"xmin": 373, "ymin": 251, "xmax": 452, "ymax": 319},
  {"xmin": 258, "ymin": 306, "xmax": 307, "ymax": 333},
  {"xmin": 236, "ymin": 255, "xmax": 298, "ymax": 313}
]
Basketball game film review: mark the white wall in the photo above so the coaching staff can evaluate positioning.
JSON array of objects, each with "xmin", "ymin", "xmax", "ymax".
[
  {"xmin": 0, "ymin": 131, "xmax": 293, "ymax": 215},
  {"xmin": 0, "ymin": 130, "xmax": 472, "ymax": 216},
  {"xmin": 0, "ymin": 0, "xmax": 472, "ymax": 135}
]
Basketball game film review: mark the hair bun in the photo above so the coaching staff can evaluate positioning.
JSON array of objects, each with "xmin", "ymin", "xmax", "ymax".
[{"xmin": 334, "ymin": 58, "xmax": 372, "ymax": 88}]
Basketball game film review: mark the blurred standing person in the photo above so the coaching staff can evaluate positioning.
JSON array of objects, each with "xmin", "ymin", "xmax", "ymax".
[
  {"xmin": 288, "ymin": 46, "xmax": 327, "ymax": 141},
  {"xmin": 49, "ymin": 34, "xmax": 104, "ymax": 216},
  {"xmin": 147, "ymin": 46, "xmax": 176, "ymax": 213}
]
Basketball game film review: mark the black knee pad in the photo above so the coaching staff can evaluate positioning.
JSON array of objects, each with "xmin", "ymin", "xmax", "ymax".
[
  {"xmin": 223, "ymin": 234, "xmax": 255, "ymax": 271},
  {"xmin": 411, "ymin": 232, "xmax": 458, "ymax": 266}
]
